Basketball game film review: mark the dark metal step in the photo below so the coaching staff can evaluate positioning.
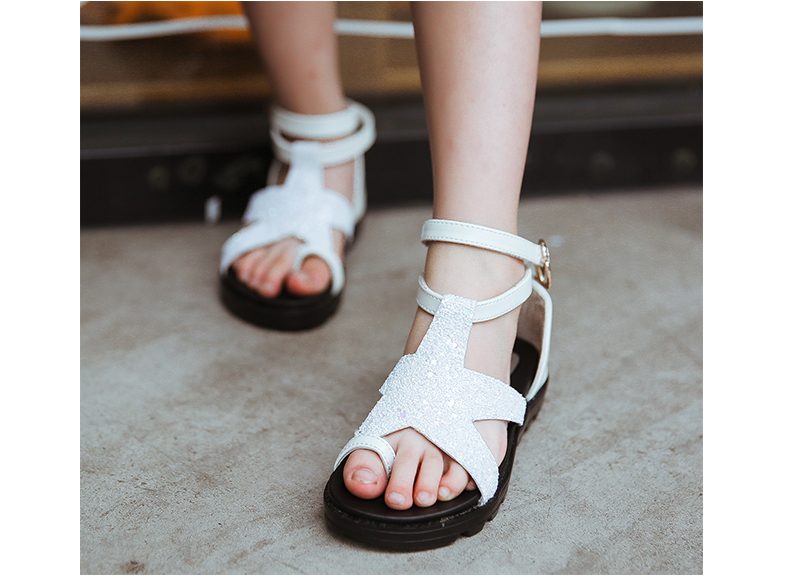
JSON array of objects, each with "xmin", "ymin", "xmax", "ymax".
[{"xmin": 80, "ymin": 82, "xmax": 702, "ymax": 227}]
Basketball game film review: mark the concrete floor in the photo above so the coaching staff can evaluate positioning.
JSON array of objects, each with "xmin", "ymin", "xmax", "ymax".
[{"xmin": 80, "ymin": 186, "xmax": 702, "ymax": 574}]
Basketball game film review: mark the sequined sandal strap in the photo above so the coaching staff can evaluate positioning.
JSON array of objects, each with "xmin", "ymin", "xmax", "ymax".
[
  {"xmin": 219, "ymin": 142, "xmax": 355, "ymax": 295},
  {"xmin": 334, "ymin": 295, "xmax": 527, "ymax": 505}
]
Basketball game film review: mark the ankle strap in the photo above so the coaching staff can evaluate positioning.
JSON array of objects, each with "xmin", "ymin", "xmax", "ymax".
[
  {"xmin": 417, "ymin": 219, "xmax": 550, "ymax": 323},
  {"xmin": 269, "ymin": 100, "xmax": 376, "ymax": 167},
  {"xmin": 421, "ymin": 219, "xmax": 545, "ymax": 265},
  {"xmin": 271, "ymin": 101, "xmax": 361, "ymax": 140}
]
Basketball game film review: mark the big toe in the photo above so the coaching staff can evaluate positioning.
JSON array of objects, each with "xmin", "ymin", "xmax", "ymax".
[
  {"xmin": 343, "ymin": 449, "xmax": 387, "ymax": 500},
  {"xmin": 286, "ymin": 256, "xmax": 332, "ymax": 296}
]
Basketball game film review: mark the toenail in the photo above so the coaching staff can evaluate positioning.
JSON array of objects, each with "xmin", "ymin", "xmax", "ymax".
[
  {"xmin": 351, "ymin": 468, "xmax": 378, "ymax": 485},
  {"xmin": 388, "ymin": 492, "xmax": 405, "ymax": 506},
  {"xmin": 295, "ymin": 271, "xmax": 312, "ymax": 284},
  {"xmin": 416, "ymin": 491, "xmax": 432, "ymax": 505},
  {"xmin": 438, "ymin": 486, "xmax": 452, "ymax": 500}
]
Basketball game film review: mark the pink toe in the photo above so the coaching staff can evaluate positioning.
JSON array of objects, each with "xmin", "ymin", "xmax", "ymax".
[{"xmin": 343, "ymin": 450, "xmax": 387, "ymax": 500}]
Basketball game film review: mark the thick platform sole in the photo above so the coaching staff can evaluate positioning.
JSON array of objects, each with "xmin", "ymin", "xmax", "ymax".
[{"xmin": 220, "ymin": 268, "xmax": 340, "ymax": 331}]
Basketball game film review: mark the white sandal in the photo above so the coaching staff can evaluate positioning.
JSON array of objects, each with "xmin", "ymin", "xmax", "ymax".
[
  {"xmin": 220, "ymin": 100, "xmax": 375, "ymax": 330},
  {"xmin": 323, "ymin": 218, "xmax": 553, "ymax": 551}
]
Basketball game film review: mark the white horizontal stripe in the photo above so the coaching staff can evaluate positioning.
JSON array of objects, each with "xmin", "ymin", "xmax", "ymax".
[
  {"xmin": 80, "ymin": 15, "xmax": 702, "ymax": 42},
  {"xmin": 80, "ymin": 15, "xmax": 248, "ymax": 41},
  {"xmin": 541, "ymin": 16, "xmax": 702, "ymax": 37}
]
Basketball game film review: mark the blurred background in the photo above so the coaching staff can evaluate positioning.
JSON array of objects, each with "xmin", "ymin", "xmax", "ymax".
[{"xmin": 80, "ymin": 1, "xmax": 703, "ymax": 227}]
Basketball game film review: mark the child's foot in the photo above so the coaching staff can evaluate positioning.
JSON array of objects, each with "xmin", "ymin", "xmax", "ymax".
[
  {"xmin": 230, "ymin": 157, "xmax": 355, "ymax": 298},
  {"xmin": 342, "ymin": 240, "xmax": 526, "ymax": 509}
]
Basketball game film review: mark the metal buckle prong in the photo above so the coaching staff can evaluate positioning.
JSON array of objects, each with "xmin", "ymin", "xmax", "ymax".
[{"xmin": 537, "ymin": 239, "xmax": 552, "ymax": 289}]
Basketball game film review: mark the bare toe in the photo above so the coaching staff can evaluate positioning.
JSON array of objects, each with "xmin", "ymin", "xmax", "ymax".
[
  {"xmin": 253, "ymin": 249, "xmax": 294, "ymax": 297},
  {"xmin": 343, "ymin": 449, "xmax": 387, "ymax": 500},
  {"xmin": 413, "ymin": 449, "xmax": 444, "ymax": 507},
  {"xmin": 232, "ymin": 249, "xmax": 268, "ymax": 287},
  {"xmin": 232, "ymin": 243, "xmax": 290, "ymax": 297},
  {"xmin": 286, "ymin": 255, "xmax": 332, "ymax": 296},
  {"xmin": 385, "ymin": 447, "xmax": 421, "ymax": 510},
  {"xmin": 438, "ymin": 460, "xmax": 471, "ymax": 502}
]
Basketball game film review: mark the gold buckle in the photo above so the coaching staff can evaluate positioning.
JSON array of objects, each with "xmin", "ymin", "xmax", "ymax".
[{"xmin": 537, "ymin": 240, "xmax": 552, "ymax": 289}]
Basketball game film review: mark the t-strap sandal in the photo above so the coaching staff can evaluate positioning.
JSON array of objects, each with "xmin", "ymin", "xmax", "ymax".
[
  {"xmin": 323, "ymin": 219, "xmax": 553, "ymax": 551},
  {"xmin": 219, "ymin": 100, "xmax": 376, "ymax": 331}
]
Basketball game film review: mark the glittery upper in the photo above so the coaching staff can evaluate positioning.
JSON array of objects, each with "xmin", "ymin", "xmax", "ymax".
[
  {"xmin": 353, "ymin": 294, "xmax": 527, "ymax": 505},
  {"xmin": 220, "ymin": 141, "xmax": 354, "ymax": 276}
]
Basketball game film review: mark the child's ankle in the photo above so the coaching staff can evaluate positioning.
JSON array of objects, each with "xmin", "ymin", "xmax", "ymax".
[{"xmin": 423, "ymin": 242, "xmax": 526, "ymax": 301}]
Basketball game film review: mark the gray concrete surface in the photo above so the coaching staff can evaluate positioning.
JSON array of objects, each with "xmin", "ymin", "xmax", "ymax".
[{"xmin": 80, "ymin": 186, "xmax": 702, "ymax": 574}]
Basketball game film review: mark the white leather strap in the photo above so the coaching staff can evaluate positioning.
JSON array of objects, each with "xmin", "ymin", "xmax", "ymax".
[
  {"xmin": 525, "ymin": 280, "xmax": 553, "ymax": 401},
  {"xmin": 421, "ymin": 219, "xmax": 545, "ymax": 265},
  {"xmin": 334, "ymin": 434, "xmax": 396, "ymax": 478},
  {"xmin": 271, "ymin": 102, "xmax": 361, "ymax": 140},
  {"xmin": 269, "ymin": 100, "xmax": 376, "ymax": 168},
  {"xmin": 416, "ymin": 270, "xmax": 533, "ymax": 323},
  {"xmin": 417, "ymin": 219, "xmax": 548, "ymax": 323},
  {"xmin": 293, "ymin": 242, "xmax": 346, "ymax": 296}
]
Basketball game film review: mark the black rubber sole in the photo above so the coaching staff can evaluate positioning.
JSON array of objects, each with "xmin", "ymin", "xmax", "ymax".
[
  {"xmin": 323, "ymin": 337, "xmax": 548, "ymax": 551},
  {"xmin": 220, "ymin": 267, "xmax": 340, "ymax": 331}
]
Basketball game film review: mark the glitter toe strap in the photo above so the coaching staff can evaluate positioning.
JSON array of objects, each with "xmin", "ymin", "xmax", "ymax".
[{"xmin": 335, "ymin": 295, "xmax": 527, "ymax": 505}]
